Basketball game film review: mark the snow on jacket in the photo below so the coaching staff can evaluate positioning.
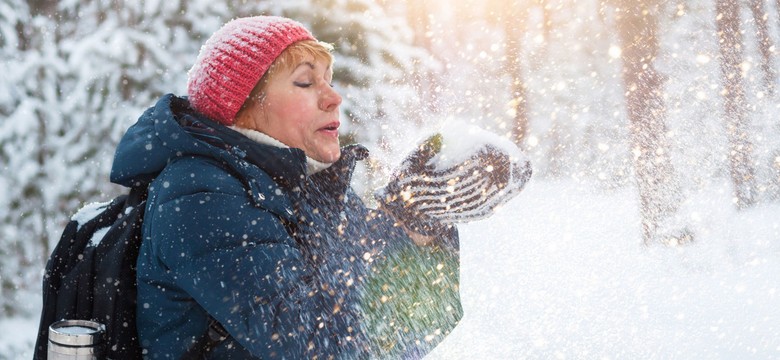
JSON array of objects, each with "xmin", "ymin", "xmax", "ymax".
[{"xmin": 110, "ymin": 94, "xmax": 462, "ymax": 359}]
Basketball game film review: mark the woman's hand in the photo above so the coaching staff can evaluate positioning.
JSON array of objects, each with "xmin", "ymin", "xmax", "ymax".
[
  {"xmin": 378, "ymin": 201, "xmax": 437, "ymax": 246},
  {"xmin": 375, "ymin": 128, "xmax": 532, "ymax": 239}
]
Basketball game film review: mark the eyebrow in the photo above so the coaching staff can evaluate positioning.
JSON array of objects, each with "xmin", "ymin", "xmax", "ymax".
[
  {"xmin": 296, "ymin": 61, "xmax": 316, "ymax": 70},
  {"xmin": 294, "ymin": 61, "xmax": 332, "ymax": 73}
]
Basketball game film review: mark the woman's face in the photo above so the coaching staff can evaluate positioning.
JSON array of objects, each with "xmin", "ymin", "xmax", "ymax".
[{"xmin": 248, "ymin": 58, "xmax": 342, "ymax": 163}]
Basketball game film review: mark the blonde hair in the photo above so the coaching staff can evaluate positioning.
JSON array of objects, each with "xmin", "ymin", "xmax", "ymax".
[{"xmin": 236, "ymin": 40, "xmax": 334, "ymax": 118}]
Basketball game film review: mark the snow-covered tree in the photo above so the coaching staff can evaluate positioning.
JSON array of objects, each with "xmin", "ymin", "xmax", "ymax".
[
  {"xmin": 716, "ymin": 0, "xmax": 760, "ymax": 209},
  {"xmin": 614, "ymin": 0, "xmax": 691, "ymax": 244},
  {"xmin": 520, "ymin": 0, "xmax": 630, "ymax": 184},
  {"xmin": 0, "ymin": 0, "xmax": 230, "ymax": 316},
  {"xmin": 0, "ymin": 0, "xmax": 63, "ymax": 316}
]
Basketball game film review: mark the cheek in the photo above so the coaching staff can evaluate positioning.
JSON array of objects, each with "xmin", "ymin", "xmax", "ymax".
[
  {"xmin": 265, "ymin": 102, "xmax": 299, "ymax": 130},
  {"xmin": 270, "ymin": 96, "xmax": 311, "ymax": 122}
]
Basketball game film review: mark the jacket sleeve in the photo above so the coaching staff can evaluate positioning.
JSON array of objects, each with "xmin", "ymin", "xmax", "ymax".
[
  {"xmin": 347, "ymin": 192, "xmax": 464, "ymax": 358},
  {"xmin": 145, "ymin": 173, "xmax": 352, "ymax": 358}
]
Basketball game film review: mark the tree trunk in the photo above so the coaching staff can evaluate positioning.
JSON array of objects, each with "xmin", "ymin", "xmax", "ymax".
[
  {"xmin": 539, "ymin": 0, "xmax": 553, "ymax": 41},
  {"xmin": 615, "ymin": 1, "xmax": 688, "ymax": 245},
  {"xmin": 776, "ymin": 0, "xmax": 780, "ymax": 49},
  {"xmin": 716, "ymin": 0, "xmax": 759, "ymax": 209},
  {"xmin": 503, "ymin": 0, "xmax": 530, "ymax": 146},
  {"xmin": 406, "ymin": 0, "xmax": 440, "ymax": 115},
  {"xmin": 748, "ymin": 0, "xmax": 775, "ymax": 94}
]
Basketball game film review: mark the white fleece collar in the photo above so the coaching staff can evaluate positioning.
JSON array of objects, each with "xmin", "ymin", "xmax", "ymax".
[{"xmin": 229, "ymin": 126, "xmax": 333, "ymax": 175}]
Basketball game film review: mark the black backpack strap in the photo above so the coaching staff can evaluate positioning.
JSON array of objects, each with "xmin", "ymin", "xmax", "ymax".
[
  {"xmin": 127, "ymin": 183, "xmax": 149, "ymax": 205},
  {"xmin": 180, "ymin": 317, "xmax": 229, "ymax": 359}
]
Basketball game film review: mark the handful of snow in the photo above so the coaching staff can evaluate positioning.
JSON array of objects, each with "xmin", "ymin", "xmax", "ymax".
[{"xmin": 376, "ymin": 121, "xmax": 531, "ymax": 234}]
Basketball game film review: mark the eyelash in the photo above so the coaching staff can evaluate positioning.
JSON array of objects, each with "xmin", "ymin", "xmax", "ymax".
[{"xmin": 293, "ymin": 81, "xmax": 335, "ymax": 88}]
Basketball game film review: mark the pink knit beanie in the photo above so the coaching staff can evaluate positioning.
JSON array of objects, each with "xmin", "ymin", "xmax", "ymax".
[{"xmin": 187, "ymin": 16, "xmax": 315, "ymax": 125}]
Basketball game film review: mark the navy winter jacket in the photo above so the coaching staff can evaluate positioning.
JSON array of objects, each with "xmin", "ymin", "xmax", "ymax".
[{"xmin": 110, "ymin": 94, "xmax": 462, "ymax": 359}]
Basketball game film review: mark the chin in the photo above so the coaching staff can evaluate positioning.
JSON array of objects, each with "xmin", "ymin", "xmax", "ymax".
[
  {"xmin": 309, "ymin": 145, "xmax": 341, "ymax": 163},
  {"xmin": 322, "ymin": 150, "xmax": 341, "ymax": 163}
]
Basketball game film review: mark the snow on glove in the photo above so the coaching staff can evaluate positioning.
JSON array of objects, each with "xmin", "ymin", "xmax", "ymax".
[{"xmin": 376, "ymin": 122, "xmax": 532, "ymax": 235}]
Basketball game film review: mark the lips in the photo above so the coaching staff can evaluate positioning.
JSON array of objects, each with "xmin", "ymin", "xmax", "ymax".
[{"xmin": 319, "ymin": 121, "xmax": 340, "ymax": 136}]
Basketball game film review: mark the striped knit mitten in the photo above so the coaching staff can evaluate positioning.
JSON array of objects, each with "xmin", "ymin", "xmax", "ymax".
[{"xmin": 376, "ymin": 126, "xmax": 532, "ymax": 236}]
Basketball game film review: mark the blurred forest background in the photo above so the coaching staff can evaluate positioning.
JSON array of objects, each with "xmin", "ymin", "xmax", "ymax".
[{"xmin": 2, "ymin": 0, "xmax": 779, "ymax": 321}]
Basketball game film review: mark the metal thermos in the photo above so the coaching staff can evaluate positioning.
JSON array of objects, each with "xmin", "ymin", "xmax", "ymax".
[{"xmin": 47, "ymin": 320, "xmax": 105, "ymax": 360}]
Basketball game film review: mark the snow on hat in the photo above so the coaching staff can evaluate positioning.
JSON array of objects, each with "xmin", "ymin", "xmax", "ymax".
[{"xmin": 187, "ymin": 16, "xmax": 315, "ymax": 125}]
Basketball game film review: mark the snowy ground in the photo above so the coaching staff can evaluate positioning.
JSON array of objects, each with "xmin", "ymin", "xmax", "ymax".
[
  {"xmin": 428, "ymin": 180, "xmax": 780, "ymax": 359},
  {"xmin": 3, "ymin": 180, "xmax": 779, "ymax": 359}
]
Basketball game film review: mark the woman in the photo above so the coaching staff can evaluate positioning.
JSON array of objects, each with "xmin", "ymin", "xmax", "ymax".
[{"xmin": 111, "ymin": 16, "xmax": 528, "ymax": 359}]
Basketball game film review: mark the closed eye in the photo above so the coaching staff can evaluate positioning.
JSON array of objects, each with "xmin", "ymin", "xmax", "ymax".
[{"xmin": 293, "ymin": 81, "xmax": 312, "ymax": 88}]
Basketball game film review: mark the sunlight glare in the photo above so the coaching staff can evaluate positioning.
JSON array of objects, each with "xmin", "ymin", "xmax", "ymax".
[
  {"xmin": 527, "ymin": 135, "xmax": 539, "ymax": 147},
  {"xmin": 608, "ymin": 45, "xmax": 622, "ymax": 59}
]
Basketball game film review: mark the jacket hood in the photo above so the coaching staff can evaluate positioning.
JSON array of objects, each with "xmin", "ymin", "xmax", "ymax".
[{"xmin": 110, "ymin": 94, "xmax": 309, "ymax": 190}]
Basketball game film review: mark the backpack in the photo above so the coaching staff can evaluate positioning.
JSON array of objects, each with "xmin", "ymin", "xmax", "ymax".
[{"xmin": 33, "ymin": 186, "xmax": 227, "ymax": 359}]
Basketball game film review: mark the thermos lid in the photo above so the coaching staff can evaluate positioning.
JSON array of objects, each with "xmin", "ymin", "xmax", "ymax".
[{"xmin": 49, "ymin": 320, "xmax": 106, "ymax": 347}]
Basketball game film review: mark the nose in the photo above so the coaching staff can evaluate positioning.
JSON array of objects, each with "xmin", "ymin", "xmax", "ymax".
[{"xmin": 319, "ymin": 84, "xmax": 342, "ymax": 112}]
